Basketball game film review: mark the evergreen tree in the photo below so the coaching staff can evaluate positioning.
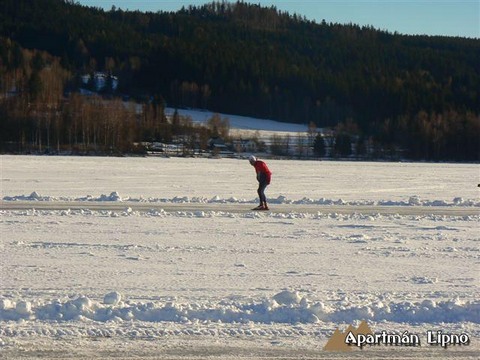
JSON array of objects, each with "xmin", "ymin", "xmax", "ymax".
[
  {"xmin": 334, "ymin": 134, "xmax": 352, "ymax": 158},
  {"xmin": 313, "ymin": 134, "xmax": 326, "ymax": 157}
]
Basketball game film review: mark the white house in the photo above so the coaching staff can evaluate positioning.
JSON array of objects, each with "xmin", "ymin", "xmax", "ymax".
[
  {"xmin": 233, "ymin": 139, "xmax": 257, "ymax": 153},
  {"xmin": 81, "ymin": 72, "xmax": 118, "ymax": 92}
]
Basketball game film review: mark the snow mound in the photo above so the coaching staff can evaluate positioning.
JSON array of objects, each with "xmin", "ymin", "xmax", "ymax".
[
  {"xmin": 1, "ymin": 294, "xmax": 478, "ymax": 325},
  {"xmin": 272, "ymin": 290, "xmax": 303, "ymax": 305},
  {"xmin": 4, "ymin": 191, "xmax": 124, "ymax": 202},
  {"xmin": 2, "ymin": 208, "xmax": 479, "ymax": 223},
  {"xmin": 4, "ymin": 193, "xmax": 480, "ymax": 207},
  {"xmin": 0, "ymin": 299, "xmax": 14, "ymax": 310},
  {"xmin": 103, "ymin": 292, "xmax": 122, "ymax": 305},
  {"xmin": 15, "ymin": 301, "xmax": 32, "ymax": 315},
  {"xmin": 97, "ymin": 192, "xmax": 122, "ymax": 202},
  {"xmin": 3, "ymin": 191, "xmax": 54, "ymax": 201}
]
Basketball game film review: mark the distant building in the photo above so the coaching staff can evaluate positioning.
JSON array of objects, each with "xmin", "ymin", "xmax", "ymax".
[
  {"xmin": 208, "ymin": 137, "xmax": 234, "ymax": 155},
  {"xmin": 145, "ymin": 142, "xmax": 184, "ymax": 155},
  {"xmin": 81, "ymin": 72, "xmax": 118, "ymax": 92},
  {"xmin": 233, "ymin": 139, "xmax": 257, "ymax": 153}
]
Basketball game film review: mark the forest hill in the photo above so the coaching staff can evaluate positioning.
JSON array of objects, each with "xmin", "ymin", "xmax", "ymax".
[
  {"xmin": 0, "ymin": 45, "xmax": 477, "ymax": 161},
  {"xmin": 0, "ymin": 1, "xmax": 479, "ymax": 160}
]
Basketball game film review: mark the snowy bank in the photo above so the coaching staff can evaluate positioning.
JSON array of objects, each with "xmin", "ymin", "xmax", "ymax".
[
  {"xmin": 3, "ymin": 192, "xmax": 480, "ymax": 207},
  {"xmin": 1, "ymin": 291, "xmax": 479, "ymax": 325}
]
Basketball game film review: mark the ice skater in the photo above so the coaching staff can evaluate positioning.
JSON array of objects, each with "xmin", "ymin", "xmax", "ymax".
[{"xmin": 249, "ymin": 155, "xmax": 272, "ymax": 210}]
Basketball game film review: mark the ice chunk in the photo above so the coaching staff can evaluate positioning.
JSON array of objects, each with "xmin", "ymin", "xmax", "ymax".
[
  {"xmin": 30, "ymin": 191, "xmax": 41, "ymax": 200},
  {"xmin": 272, "ymin": 290, "xmax": 302, "ymax": 305},
  {"xmin": 408, "ymin": 196, "xmax": 421, "ymax": 205},
  {"xmin": 104, "ymin": 292, "xmax": 122, "ymax": 305},
  {"xmin": 16, "ymin": 300, "xmax": 32, "ymax": 315},
  {"xmin": 0, "ymin": 299, "xmax": 14, "ymax": 310}
]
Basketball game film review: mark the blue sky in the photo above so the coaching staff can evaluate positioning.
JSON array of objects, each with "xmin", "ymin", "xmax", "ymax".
[{"xmin": 75, "ymin": 0, "xmax": 479, "ymax": 38}]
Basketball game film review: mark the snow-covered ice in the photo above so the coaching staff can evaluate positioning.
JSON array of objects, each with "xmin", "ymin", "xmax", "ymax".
[
  {"xmin": 2, "ymin": 155, "xmax": 478, "ymax": 203},
  {"xmin": 0, "ymin": 155, "xmax": 479, "ymax": 358}
]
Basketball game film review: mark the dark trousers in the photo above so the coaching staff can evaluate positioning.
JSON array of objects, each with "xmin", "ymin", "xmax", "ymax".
[
  {"xmin": 257, "ymin": 173, "xmax": 268, "ymax": 204},
  {"xmin": 257, "ymin": 181, "xmax": 268, "ymax": 204}
]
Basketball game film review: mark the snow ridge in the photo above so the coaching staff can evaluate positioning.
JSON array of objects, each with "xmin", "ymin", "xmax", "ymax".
[
  {"xmin": 1, "ymin": 291, "xmax": 478, "ymax": 325},
  {"xmin": 2, "ymin": 208, "xmax": 479, "ymax": 222},
  {"xmin": 3, "ymin": 192, "xmax": 480, "ymax": 207}
]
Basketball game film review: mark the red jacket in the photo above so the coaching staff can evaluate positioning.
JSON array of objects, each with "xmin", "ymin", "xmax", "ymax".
[{"xmin": 253, "ymin": 160, "xmax": 272, "ymax": 184}]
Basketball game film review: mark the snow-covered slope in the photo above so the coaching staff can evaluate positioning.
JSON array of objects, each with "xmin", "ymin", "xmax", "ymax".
[{"xmin": 165, "ymin": 107, "xmax": 310, "ymax": 133}]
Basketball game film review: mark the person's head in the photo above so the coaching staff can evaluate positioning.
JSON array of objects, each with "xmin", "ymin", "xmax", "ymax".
[{"xmin": 248, "ymin": 155, "xmax": 257, "ymax": 165}]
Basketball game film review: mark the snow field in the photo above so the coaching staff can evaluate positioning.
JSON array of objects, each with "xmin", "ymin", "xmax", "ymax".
[
  {"xmin": 1, "ymin": 155, "xmax": 479, "ymax": 357},
  {"xmin": 2, "ymin": 208, "xmax": 478, "ymax": 319},
  {"xmin": 2, "ymin": 156, "xmax": 479, "ymax": 203}
]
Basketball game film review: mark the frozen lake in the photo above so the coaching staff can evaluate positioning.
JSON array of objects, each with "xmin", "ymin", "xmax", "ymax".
[
  {"xmin": 1, "ymin": 155, "xmax": 479, "ymax": 358},
  {"xmin": 2, "ymin": 155, "xmax": 478, "ymax": 203}
]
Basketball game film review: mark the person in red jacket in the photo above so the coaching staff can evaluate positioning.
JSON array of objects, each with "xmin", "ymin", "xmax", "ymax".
[{"xmin": 249, "ymin": 155, "xmax": 272, "ymax": 210}]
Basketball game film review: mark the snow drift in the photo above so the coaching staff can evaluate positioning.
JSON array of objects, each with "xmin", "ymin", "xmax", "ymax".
[
  {"xmin": 0, "ymin": 291, "xmax": 478, "ymax": 325},
  {"xmin": 3, "ymin": 192, "xmax": 480, "ymax": 207}
]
